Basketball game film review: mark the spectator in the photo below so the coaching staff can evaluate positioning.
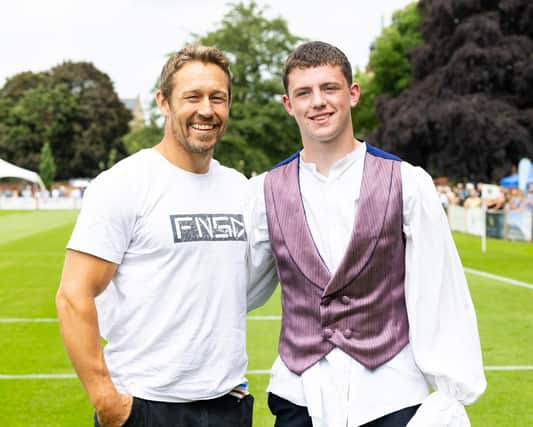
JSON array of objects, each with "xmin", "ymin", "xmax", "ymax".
[
  {"xmin": 464, "ymin": 189, "xmax": 482, "ymax": 209},
  {"xmin": 485, "ymin": 186, "xmax": 507, "ymax": 211},
  {"xmin": 507, "ymin": 188, "xmax": 525, "ymax": 211},
  {"xmin": 454, "ymin": 183, "xmax": 468, "ymax": 206},
  {"xmin": 446, "ymin": 186, "xmax": 459, "ymax": 206}
]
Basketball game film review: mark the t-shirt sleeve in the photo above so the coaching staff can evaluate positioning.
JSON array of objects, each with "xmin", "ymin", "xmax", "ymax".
[{"xmin": 67, "ymin": 170, "xmax": 136, "ymax": 264}]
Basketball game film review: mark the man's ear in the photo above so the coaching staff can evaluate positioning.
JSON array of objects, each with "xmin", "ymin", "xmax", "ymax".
[
  {"xmin": 349, "ymin": 83, "xmax": 361, "ymax": 108},
  {"xmin": 282, "ymin": 94, "xmax": 294, "ymax": 116},
  {"xmin": 155, "ymin": 90, "xmax": 170, "ymax": 117}
]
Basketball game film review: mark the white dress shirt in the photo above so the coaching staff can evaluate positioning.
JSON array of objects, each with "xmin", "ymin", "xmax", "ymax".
[{"xmin": 246, "ymin": 142, "xmax": 486, "ymax": 427}]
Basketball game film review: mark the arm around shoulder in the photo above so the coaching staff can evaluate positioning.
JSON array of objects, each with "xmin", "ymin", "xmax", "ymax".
[{"xmin": 244, "ymin": 173, "xmax": 279, "ymax": 312}]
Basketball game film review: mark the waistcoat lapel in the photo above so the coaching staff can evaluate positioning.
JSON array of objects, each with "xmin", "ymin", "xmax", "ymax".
[
  {"xmin": 324, "ymin": 152, "xmax": 394, "ymax": 297},
  {"xmin": 267, "ymin": 157, "xmax": 331, "ymax": 289}
]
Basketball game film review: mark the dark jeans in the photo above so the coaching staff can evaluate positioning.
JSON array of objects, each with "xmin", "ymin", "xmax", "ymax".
[
  {"xmin": 94, "ymin": 394, "xmax": 253, "ymax": 427},
  {"xmin": 268, "ymin": 392, "xmax": 419, "ymax": 427}
]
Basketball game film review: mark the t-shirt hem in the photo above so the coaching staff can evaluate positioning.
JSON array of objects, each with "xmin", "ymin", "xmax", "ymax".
[{"xmin": 123, "ymin": 384, "xmax": 245, "ymax": 403}]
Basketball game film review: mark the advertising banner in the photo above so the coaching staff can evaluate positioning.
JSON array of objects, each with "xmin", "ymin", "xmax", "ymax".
[
  {"xmin": 506, "ymin": 210, "xmax": 532, "ymax": 242},
  {"xmin": 486, "ymin": 211, "xmax": 505, "ymax": 239}
]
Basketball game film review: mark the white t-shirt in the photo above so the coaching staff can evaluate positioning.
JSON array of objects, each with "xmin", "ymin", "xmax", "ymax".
[{"xmin": 68, "ymin": 148, "xmax": 250, "ymax": 402}]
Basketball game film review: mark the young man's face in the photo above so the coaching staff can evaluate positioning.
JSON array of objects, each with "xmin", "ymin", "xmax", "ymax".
[
  {"xmin": 283, "ymin": 64, "xmax": 359, "ymax": 146},
  {"xmin": 159, "ymin": 61, "xmax": 230, "ymax": 154}
]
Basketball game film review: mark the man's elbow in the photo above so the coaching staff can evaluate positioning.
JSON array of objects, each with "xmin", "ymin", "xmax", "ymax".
[{"xmin": 55, "ymin": 285, "xmax": 71, "ymax": 319}]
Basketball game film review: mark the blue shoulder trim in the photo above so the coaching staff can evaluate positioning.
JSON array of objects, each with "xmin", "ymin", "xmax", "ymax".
[
  {"xmin": 366, "ymin": 142, "xmax": 401, "ymax": 161},
  {"xmin": 270, "ymin": 150, "xmax": 301, "ymax": 170}
]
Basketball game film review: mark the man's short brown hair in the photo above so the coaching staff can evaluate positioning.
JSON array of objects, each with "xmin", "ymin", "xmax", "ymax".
[
  {"xmin": 159, "ymin": 44, "xmax": 232, "ymax": 102},
  {"xmin": 282, "ymin": 41, "xmax": 353, "ymax": 93}
]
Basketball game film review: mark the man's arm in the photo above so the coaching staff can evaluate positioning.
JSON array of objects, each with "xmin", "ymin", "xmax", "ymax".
[
  {"xmin": 245, "ymin": 173, "xmax": 279, "ymax": 312},
  {"xmin": 402, "ymin": 164, "xmax": 486, "ymax": 427},
  {"xmin": 56, "ymin": 249, "xmax": 132, "ymax": 427}
]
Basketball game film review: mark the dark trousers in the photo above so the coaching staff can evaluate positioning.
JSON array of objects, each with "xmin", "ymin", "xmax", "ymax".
[
  {"xmin": 268, "ymin": 392, "xmax": 419, "ymax": 427},
  {"xmin": 94, "ymin": 394, "xmax": 253, "ymax": 427}
]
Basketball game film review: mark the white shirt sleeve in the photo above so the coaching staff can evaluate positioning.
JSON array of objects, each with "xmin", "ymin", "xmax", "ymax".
[
  {"xmin": 67, "ymin": 170, "xmax": 136, "ymax": 264},
  {"xmin": 244, "ymin": 173, "xmax": 278, "ymax": 312},
  {"xmin": 401, "ymin": 163, "xmax": 487, "ymax": 427}
]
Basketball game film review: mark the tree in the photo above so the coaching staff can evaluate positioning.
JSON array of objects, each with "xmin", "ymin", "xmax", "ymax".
[
  {"xmin": 352, "ymin": 2, "xmax": 423, "ymax": 140},
  {"xmin": 122, "ymin": 125, "xmax": 163, "ymax": 155},
  {"xmin": 372, "ymin": 0, "xmax": 533, "ymax": 182},
  {"xmin": 369, "ymin": 2, "xmax": 423, "ymax": 96},
  {"xmin": 0, "ymin": 82, "xmax": 78, "ymax": 173},
  {"xmin": 49, "ymin": 62, "xmax": 131, "ymax": 178},
  {"xmin": 0, "ymin": 63, "xmax": 132, "ymax": 179},
  {"xmin": 351, "ymin": 69, "xmax": 378, "ymax": 140},
  {"xmin": 39, "ymin": 142, "xmax": 56, "ymax": 190}
]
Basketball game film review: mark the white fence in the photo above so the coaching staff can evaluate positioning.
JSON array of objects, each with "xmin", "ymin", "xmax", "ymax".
[
  {"xmin": 2, "ymin": 196, "xmax": 531, "ymax": 242},
  {"xmin": 447, "ymin": 206, "xmax": 532, "ymax": 242}
]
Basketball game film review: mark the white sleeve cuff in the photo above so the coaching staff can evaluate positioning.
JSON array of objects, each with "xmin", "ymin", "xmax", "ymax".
[{"xmin": 407, "ymin": 391, "xmax": 470, "ymax": 427}]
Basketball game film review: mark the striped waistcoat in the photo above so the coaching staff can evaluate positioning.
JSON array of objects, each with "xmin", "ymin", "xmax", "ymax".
[{"xmin": 264, "ymin": 145, "xmax": 409, "ymax": 375}]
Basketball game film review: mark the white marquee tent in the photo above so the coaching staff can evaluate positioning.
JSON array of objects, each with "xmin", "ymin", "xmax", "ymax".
[{"xmin": 0, "ymin": 158, "xmax": 45, "ymax": 190}]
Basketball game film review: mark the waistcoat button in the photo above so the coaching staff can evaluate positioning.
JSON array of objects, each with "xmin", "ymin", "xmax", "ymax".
[
  {"xmin": 341, "ymin": 296, "xmax": 351, "ymax": 305},
  {"xmin": 343, "ymin": 329, "xmax": 353, "ymax": 338},
  {"xmin": 323, "ymin": 328, "xmax": 334, "ymax": 339}
]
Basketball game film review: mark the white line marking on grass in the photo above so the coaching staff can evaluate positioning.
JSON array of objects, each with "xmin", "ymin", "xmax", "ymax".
[
  {"xmin": 0, "ymin": 252, "xmax": 65, "ymax": 257},
  {"xmin": 0, "ymin": 374, "xmax": 77, "ymax": 379},
  {"xmin": 484, "ymin": 366, "xmax": 533, "ymax": 371},
  {"xmin": 2, "ymin": 366, "xmax": 533, "ymax": 379},
  {"xmin": 464, "ymin": 268, "xmax": 533, "ymax": 290},
  {"xmin": 247, "ymin": 316, "xmax": 281, "ymax": 320},
  {"xmin": 0, "ymin": 318, "xmax": 58, "ymax": 323}
]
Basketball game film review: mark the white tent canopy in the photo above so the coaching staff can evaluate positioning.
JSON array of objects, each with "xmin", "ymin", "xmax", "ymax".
[{"xmin": 0, "ymin": 158, "xmax": 45, "ymax": 191}]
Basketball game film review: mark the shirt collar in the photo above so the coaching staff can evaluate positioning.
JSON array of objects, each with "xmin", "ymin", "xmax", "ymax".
[{"xmin": 300, "ymin": 141, "xmax": 366, "ymax": 181}]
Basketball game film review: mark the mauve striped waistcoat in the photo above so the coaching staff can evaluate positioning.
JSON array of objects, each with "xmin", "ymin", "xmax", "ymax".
[{"xmin": 264, "ymin": 146, "xmax": 409, "ymax": 375}]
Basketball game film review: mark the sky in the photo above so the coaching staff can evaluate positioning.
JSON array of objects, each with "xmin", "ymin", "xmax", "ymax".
[{"xmin": 1, "ymin": 0, "xmax": 415, "ymax": 109}]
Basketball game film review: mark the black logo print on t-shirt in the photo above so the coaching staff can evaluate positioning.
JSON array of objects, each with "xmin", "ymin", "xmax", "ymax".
[{"xmin": 169, "ymin": 214, "xmax": 247, "ymax": 243}]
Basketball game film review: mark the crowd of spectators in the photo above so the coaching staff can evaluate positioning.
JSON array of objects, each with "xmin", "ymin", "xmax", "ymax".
[
  {"xmin": 2, "ymin": 180, "xmax": 533, "ymax": 214},
  {"xmin": 435, "ymin": 182, "xmax": 533, "ymax": 212},
  {"xmin": 0, "ymin": 183, "xmax": 83, "ymax": 199}
]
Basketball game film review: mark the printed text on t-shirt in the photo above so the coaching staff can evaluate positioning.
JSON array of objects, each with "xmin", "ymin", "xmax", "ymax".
[{"xmin": 169, "ymin": 214, "xmax": 247, "ymax": 242}]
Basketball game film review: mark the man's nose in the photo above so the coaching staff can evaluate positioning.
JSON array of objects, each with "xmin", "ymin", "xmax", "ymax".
[
  {"xmin": 311, "ymin": 90, "xmax": 326, "ymax": 108},
  {"xmin": 198, "ymin": 97, "xmax": 214, "ymax": 117}
]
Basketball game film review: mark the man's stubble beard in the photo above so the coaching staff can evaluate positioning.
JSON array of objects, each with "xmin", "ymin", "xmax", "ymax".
[{"xmin": 172, "ymin": 123, "xmax": 223, "ymax": 155}]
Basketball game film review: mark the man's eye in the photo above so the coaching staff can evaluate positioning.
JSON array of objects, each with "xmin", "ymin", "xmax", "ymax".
[
  {"xmin": 295, "ymin": 91, "xmax": 309, "ymax": 97},
  {"xmin": 211, "ymin": 96, "xmax": 227, "ymax": 103}
]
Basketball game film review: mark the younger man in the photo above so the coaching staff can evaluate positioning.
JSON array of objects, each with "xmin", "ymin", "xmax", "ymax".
[{"xmin": 247, "ymin": 41, "xmax": 486, "ymax": 427}]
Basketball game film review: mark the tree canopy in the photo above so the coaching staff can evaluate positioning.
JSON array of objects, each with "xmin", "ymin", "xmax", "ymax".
[
  {"xmin": 0, "ymin": 62, "xmax": 131, "ymax": 179},
  {"xmin": 352, "ymin": 2, "xmax": 423, "ymax": 140},
  {"xmin": 372, "ymin": 0, "xmax": 533, "ymax": 182},
  {"xmin": 198, "ymin": 1, "xmax": 303, "ymax": 175}
]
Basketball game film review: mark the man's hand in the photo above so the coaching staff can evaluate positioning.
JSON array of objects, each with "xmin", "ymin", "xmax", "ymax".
[{"xmin": 96, "ymin": 392, "xmax": 133, "ymax": 427}]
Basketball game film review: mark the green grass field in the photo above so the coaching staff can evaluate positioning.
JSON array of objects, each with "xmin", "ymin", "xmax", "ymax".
[{"xmin": 0, "ymin": 210, "xmax": 532, "ymax": 426}]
